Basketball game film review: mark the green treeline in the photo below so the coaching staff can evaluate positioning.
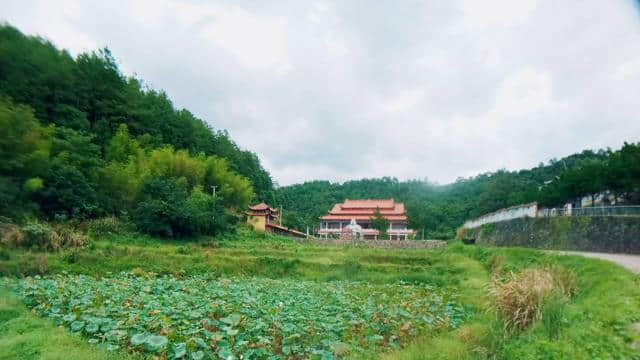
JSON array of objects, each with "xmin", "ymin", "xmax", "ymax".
[
  {"xmin": 0, "ymin": 24, "xmax": 273, "ymax": 236},
  {"xmin": 275, "ymin": 144, "xmax": 640, "ymax": 238},
  {"xmin": 1, "ymin": 23, "xmax": 638, "ymax": 239}
]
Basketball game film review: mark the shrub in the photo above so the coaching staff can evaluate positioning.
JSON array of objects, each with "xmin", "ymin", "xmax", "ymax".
[
  {"xmin": 63, "ymin": 249, "xmax": 79, "ymax": 264},
  {"xmin": 0, "ymin": 223, "xmax": 25, "ymax": 247},
  {"xmin": 490, "ymin": 266, "xmax": 578, "ymax": 331},
  {"xmin": 21, "ymin": 223, "xmax": 54, "ymax": 249},
  {"xmin": 53, "ymin": 224, "xmax": 89, "ymax": 248},
  {"xmin": 133, "ymin": 178, "xmax": 236, "ymax": 238},
  {"xmin": 85, "ymin": 216, "xmax": 131, "ymax": 238},
  {"xmin": 490, "ymin": 268, "xmax": 555, "ymax": 330},
  {"xmin": 11, "ymin": 222, "xmax": 89, "ymax": 251}
]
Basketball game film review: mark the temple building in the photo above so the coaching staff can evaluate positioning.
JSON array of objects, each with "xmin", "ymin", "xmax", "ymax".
[
  {"xmin": 318, "ymin": 199, "xmax": 415, "ymax": 240},
  {"xmin": 246, "ymin": 203, "xmax": 306, "ymax": 238}
]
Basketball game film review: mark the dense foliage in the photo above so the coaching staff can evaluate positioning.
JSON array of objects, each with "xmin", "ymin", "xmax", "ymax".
[
  {"xmin": 0, "ymin": 24, "xmax": 273, "ymax": 235},
  {"xmin": 7, "ymin": 273, "xmax": 466, "ymax": 359},
  {"xmin": 275, "ymin": 144, "xmax": 640, "ymax": 238}
]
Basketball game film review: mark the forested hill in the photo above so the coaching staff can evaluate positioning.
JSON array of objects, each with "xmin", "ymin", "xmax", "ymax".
[
  {"xmin": 0, "ymin": 24, "xmax": 273, "ymax": 199},
  {"xmin": 274, "ymin": 143, "xmax": 640, "ymax": 238},
  {"xmin": 0, "ymin": 24, "xmax": 274, "ymax": 235}
]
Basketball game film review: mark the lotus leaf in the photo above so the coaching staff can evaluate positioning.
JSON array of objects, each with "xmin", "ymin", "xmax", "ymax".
[
  {"xmin": 145, "ymin": 334, "xmax": 168, "ymax": 352},
  {"xmin": 191, "ymin": 350, "xmax": 204, "ymax": 360},
  {"xmin": 70, "ymin": 320, "xmax": 85, "ymax": 332},
  {"xmin": 86, "ymin": 323, "xmax": 99, "ymax": 333},
  {"xmin": 130, "ymin": 333, "xmax": 148, "ymax": 346},
  {"xmin": 172, "ymin": 342, "xmax": 187, "ymax": 358}
]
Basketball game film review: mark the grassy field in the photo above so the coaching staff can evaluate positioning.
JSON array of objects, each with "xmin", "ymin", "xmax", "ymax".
[{"xmin": 2, "ymin": 229, "xmax": 640, "ymax": 359}]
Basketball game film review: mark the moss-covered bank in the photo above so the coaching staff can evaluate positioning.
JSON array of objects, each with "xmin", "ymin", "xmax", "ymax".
[{"xmin": 470, "ymin": 216, "xmax": 640, "ymax": 253}]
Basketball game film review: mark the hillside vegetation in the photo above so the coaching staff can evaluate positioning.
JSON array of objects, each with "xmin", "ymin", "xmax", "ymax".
[
  {"xmin": 275, "ymin": 143, "xmax": 640, "ymax": 238},
  {"xmin": 0, "ymin": 24, "xmax": 273, "ymax": 237}
]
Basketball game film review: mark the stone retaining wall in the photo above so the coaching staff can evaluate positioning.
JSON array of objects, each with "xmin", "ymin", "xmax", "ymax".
[
  {"xmin": 469, "ymin": 216, "xmax": 640, "ymax": 254},
  {"xmin": 302, "ymin": 238, "xmax": 447, "ymax": 249}
]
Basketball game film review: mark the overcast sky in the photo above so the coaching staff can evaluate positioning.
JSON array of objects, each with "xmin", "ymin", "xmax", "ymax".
[{"xmin": 4, "ymin": 1, "xmax": 640, "ymax": 186}]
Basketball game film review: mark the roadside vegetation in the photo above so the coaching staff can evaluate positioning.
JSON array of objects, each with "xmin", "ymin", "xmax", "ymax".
[{"xmin": 2, "ymin": 222, "xmax": 640, "ymax": 359}]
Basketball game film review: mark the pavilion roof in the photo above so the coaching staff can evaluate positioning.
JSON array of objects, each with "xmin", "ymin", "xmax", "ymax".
[
  {"xmin": 248, "ymin": 202, "xmax": 278, "ymax": 212},
  {"xmin": 321, "ymin": 199, "xmax": 408, "ymax": 221}
]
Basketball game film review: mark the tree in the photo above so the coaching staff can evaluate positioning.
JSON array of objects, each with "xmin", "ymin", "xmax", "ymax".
[{"xmin": 371, "ymin": 208, "xmax": 389, "ymax": 240}]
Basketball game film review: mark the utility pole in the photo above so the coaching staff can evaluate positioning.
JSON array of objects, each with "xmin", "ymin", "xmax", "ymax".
[
  {"xmin": 279, "ymin": 207, "xmax": 283, "ymax": 226},
  {"xmin": 422, "ymin": 228, "xmax": 424, "ymax": 240},
  {"xmin": 210, "ymin": 185, "xmax": 217, "ymax": 222}
]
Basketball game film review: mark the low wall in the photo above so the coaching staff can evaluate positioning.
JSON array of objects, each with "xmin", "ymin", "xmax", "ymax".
[
  {"xmin": 468, "ymin": 216, "xmax": 640, "ymax": 254},
  {"xmin": 463, "ymin": 202, "xmax": 538, "ymax": 228},
  {"xmin": 303, "ymin": 238, "xmax": 447, "ymax": 249}
]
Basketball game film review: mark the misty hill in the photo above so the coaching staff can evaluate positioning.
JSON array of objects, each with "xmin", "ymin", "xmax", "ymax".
[{"xmin": 274, "ymin": 144, "xmax": 640, "ymax": 238}]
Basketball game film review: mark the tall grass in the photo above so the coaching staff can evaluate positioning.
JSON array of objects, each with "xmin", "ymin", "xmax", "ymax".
[
  {"xmin": 490, "ymin": 268, "xmax": 556, "ymax": 330},
  {"xmin": 489, "ymin": 264, "xmax": 577, "ymax": 332},
  {"xmin": 541, "ymin": 294, "xmax": 567, "ymax": 340}
]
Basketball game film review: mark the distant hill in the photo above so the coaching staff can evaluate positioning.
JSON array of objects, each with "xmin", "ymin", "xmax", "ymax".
[{"xmin": 274, "ymin": 144, "xmax": 640, "ymax": 238}]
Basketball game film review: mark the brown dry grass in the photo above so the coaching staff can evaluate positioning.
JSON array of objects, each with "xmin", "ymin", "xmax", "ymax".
[
  {"xmin": 1, "ymin": 222, "xmax": 88, "ymax": 251},
  {"xmin": 490, "ymin": 268, "xmax": 556, "ymax": 330},
  {"xmin": 546, "ymin": 264, "xmax": 578, "ymax": 298},
  {"xmin": 0, "ymin": 223, "xmax": 26, "ymax": 247}
]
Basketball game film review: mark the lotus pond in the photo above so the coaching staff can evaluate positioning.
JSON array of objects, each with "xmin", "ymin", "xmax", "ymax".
[{"xmin": 4, "ymin": 273, "xmax": 468, "ymax": 359}]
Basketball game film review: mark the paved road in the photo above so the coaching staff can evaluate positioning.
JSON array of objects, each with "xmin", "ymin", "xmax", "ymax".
[{"xmin": 557, "ymin": 251, "xmax": 640, "ymax": 274}]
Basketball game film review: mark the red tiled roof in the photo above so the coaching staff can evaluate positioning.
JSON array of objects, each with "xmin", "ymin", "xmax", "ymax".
[
  {"xmin": 249, "ymin": 202, "xmax": 269, "ymax": 210},
  {"xmin": 320, "ymin": 215, "xmax": 408, "ymax": 221},
  {"xmin": 248, "ymin": 203, "xmax": 278, "ymax": 212},
  {"xmin": 342, "ymin": 199, "xmax": 395, "ymax": 209},
  {"xmin": 323, "ymin": 199, "xmax": 407, "ymax": 220}
]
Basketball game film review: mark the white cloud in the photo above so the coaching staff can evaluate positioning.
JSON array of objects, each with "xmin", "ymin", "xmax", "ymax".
[{"xmin": 2, "ymin": 0, "xmax": 640, "ymax": 186}]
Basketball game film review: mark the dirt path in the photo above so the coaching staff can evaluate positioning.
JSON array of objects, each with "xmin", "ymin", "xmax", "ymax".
[{"xmin": 557, "ymin": 251, "xmax": 640, "ymax": 274}]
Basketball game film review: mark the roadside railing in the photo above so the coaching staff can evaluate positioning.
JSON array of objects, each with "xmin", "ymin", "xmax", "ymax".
[{"xmin": 538, "ymin": 205, "xmax": 640, "ymax": 217}]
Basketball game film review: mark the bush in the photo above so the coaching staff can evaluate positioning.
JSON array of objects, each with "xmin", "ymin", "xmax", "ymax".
[
  {"xmin": 0, "ymin": 223, "xmax": 25, "ymax": 247},
  {"xmin": 490, "ymin": 268, "xmax": 555, "ymax": 330},
  {"xmin": 133, "ymin": 178, "xmax": 236, "ymax": 238},
  {"xmin": 490, "ymin": 266, "xmax": 578, "ymax": 331},
  {"xmin": 10, "ymin": 222, "xmax": 88, "ymax": 251},
  {"xmin": 21, "ymin": 223, "xmax": 54, "ymax": 249},
  {"xmin": 53, "ymin": 224, "xmax": 89, "ymax": 248},
  {"xmin": 85, "ymin": 216, "xmax": 132, "ymax": 238}
]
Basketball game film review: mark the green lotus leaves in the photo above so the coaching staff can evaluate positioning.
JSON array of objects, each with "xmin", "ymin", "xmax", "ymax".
[
  {"xmin": 220, "ymin": 313, "xmax": 242, "ymax": 326},
  {"xmin": 172, "ymin": 342, "xmax": 187, "ymax": 358},
  {"xmin": 7, "ymin": 273, "xmax": 468, "ymax": 358},
  {"xmin": 218, "ymin": 347, "xmax": 234, "ymax": 360},
  {"xmin": 85, "ymin": 322, "xmax": 99, "ymax": 333},
  {"xmin": 193, "ymin": 337, "xmax": 208, "ymax": 349},
  {"xmin": 191, "ymin": 350, "xmax": 204, "ymax": 360},
  {"xmin": 130, "ymin": 333, "xmax": 148, "ymax": 346},
  {"xmin": 70, "ymin": 320, "xmax": 85, "ymax": 332},
  {"xmin": 144, "ymin": 334, "xmax": 168, "ymax": 352}
]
